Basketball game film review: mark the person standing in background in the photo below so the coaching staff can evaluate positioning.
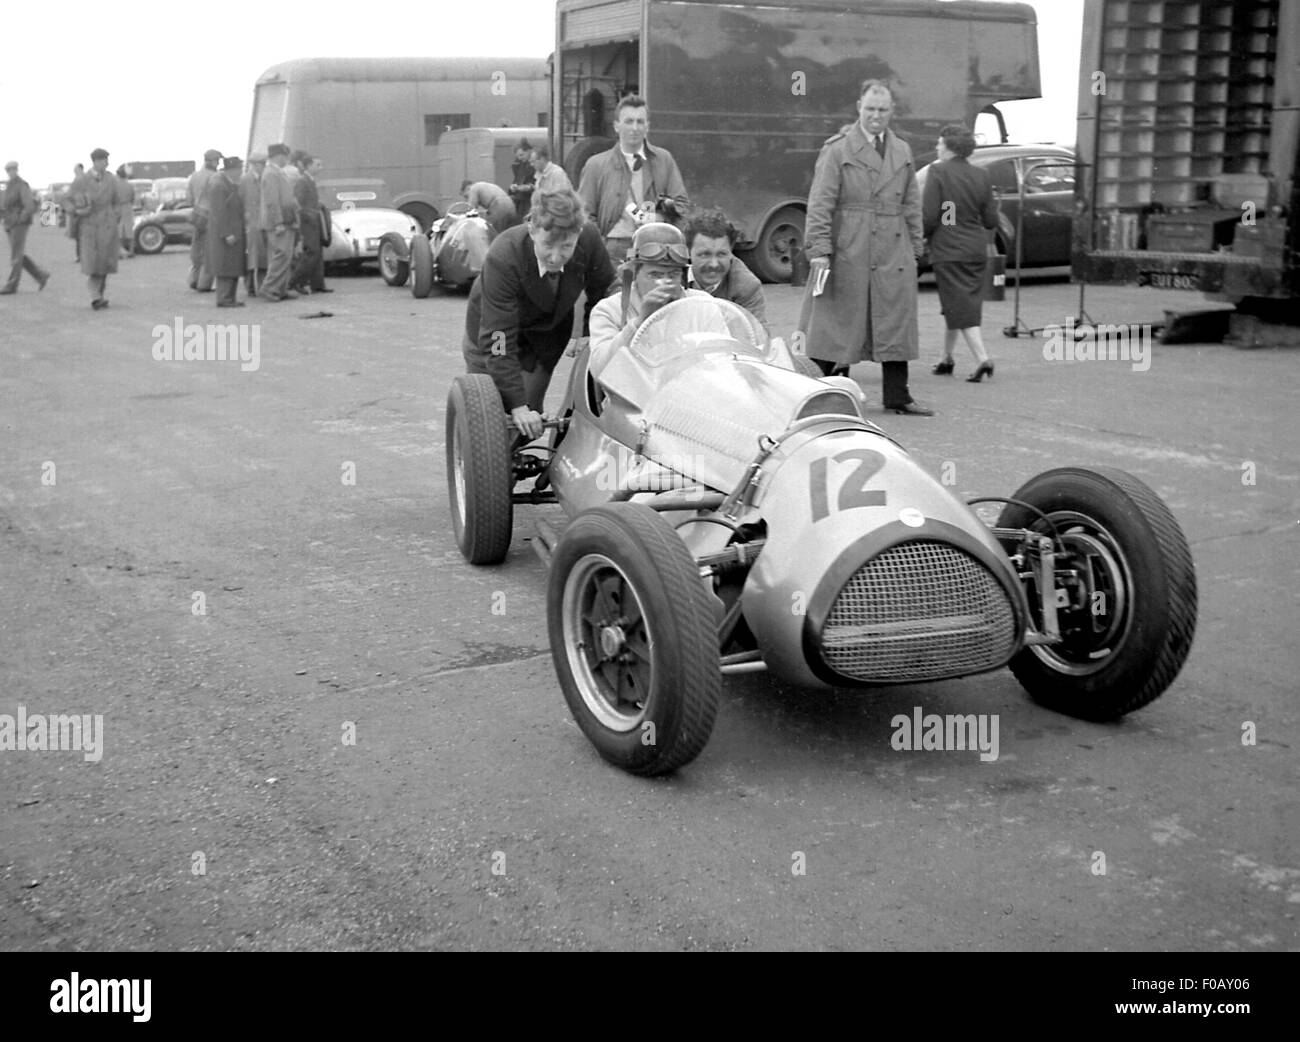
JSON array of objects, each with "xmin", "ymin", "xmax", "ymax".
[
  {"xmin": 186, "ymin": 148, "xmax": 222, "ymax": 290},
  {"xmin": 240, "ymin": 151, "xmax": 268, "ymax": 296},
  {"xmin": 65, "ymin": 163, "xmax": 85, "ymax": 262},
  {"xmin": 797, "ymin": 80, "xmax": 931, "ymax": 415},
  {"xmin": 207, "ymin": 156, "xmax": 247, "ymax": 308},
  {"xmin": 259, "ymin": 143, "xmax": 298, "ymax": 302},
  {"xmin": 508, "ymin": 138, "xmax": 536, "ymax": 222},
  {"xmin": 114, "ymin": 165, "xmax": 135, "ymax": 258},
  {"xmin": 923, "ymin": 124, "xmax": 999, "ymax": 383},
  {"xmin": 530, "ymin": 144, "xmax": 572, "ymax": 196},
  {"xmin": 70, "ymin": 148, "xmax": 121, "ymax": 309},
  {"xmin": 290, "ymin": 152, "xmax": 330, "ymax": 295},
  {"xmin": 1, "ymin": 160, "xmax": 50, "ymax": 294}
]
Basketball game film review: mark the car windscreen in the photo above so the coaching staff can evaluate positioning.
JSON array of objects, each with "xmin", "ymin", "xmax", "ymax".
[{"xmin": 628, "ymin": 297, "xmax": 769, "ymax": 368}]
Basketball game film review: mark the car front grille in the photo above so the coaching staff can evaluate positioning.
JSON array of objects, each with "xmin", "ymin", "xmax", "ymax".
[{"xmin": 819, "ymin": 540, "xmax": 1016, "ymax": 683}]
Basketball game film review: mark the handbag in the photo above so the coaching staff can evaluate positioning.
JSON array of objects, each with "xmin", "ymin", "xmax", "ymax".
[
  {"xmin": 983, "ymin": 233, "xmax": 1006, "ymax": 302},
  {"xmin": 319, "ymin": 206, "xmax": 332, "ymax": 247}
]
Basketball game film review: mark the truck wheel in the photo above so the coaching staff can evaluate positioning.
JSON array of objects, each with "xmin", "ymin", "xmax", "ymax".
[
  {"xmin": 135, "ymin": 224, "xmax": 165, "ymax": 254},
  {"xmin": 446, "ymin": 375, "xmax": 514, "ymax": 564},
  {"xmin": 997, "ymin": 467, "xmax": 1197, "ymax": 720},
  {"xmin": 411, "ymin": 233, "xmax": 434, "ymax": 298},
  {"xmin": 378, "ymin": 233, "xmax": 410, "ymax": 286},
  {"xmin": 549, "ymin": 503, "xmax": 721, "ymax": 776},
  {"xmin": 746, "ymin": 206, "xmax": 805, "ymax": 284},
  {"xmin": 562, "ymin": 136, "xmax": 616, "ymax": 184}
]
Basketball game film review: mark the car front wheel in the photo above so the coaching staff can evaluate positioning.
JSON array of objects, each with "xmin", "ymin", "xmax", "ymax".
[
  {"xmin": 411, "ymin": 233, "xmax": 434, "ymax": 298},
  {"xmin": 445, "ymin": 375, "xmax": 514, "ymax": 564},
  {"xmin": 548, "ymin": 503, "xmax": 721, "ymax": 776},
  {"xmin": 135, "ymin": 224, "xmax": 165, "ymax": 254},
  {"xmin": 378, "ymin": 232, "xmax": 410, "ymax": 286},
  {"xmin": 997, "ymin": 467, "xmax": 1197, "ymax": 720}
]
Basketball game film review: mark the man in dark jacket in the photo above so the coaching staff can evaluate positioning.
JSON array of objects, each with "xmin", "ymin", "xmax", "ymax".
[
  {"xmin": 462, "ymin": 188, "xmax": 615, "ymax": 439},
  {"xmin": 291, "ymin": 152, "xmax": 331, "ymax": 294},
  {"xmin": 1, "ymin": 161, "xmax": 50, "ymax": 294},
  {"xmin": 207, "ymin": 156, "xmax": 247, "ymax": 308},
  {"xmin": 683, "ymin": 207, "xmax": 767, "ymax": 331}
]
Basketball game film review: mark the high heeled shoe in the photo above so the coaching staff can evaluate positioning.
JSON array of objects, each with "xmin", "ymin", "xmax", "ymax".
[
  {"xmin": 966, "ymin": 361, "xmax": 994, "ymax": 383},
  {"xmin": 931, "ymin": 358, "xmax": 955, "ymax": 376}
]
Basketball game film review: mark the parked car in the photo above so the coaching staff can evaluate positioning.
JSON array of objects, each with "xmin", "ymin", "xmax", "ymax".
[
  {"xmin": 445, "ymin": 295, "xmax": 1197, "ymax": 775},
  {"xmin": 916, "ymin": 144, "xmax": 1077, "ymax": 270},
  {"xmin": 317, "ymin": 179, "xmax": 420, "ymax": 282},
  {"xmin": 133, "ymin": 199, "xmax": 193, "ymax": 254},
  {"xmin": 409, "ymin": 203, "xmax": 492, "ymax": 296}
]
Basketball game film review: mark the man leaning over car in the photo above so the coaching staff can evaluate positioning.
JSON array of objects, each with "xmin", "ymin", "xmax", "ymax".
[{"xmin": 462, "ymin": 188, "xmax": 615, "ymax": 439}]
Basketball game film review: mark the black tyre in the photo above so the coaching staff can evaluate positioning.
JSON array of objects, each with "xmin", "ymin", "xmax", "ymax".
[
  {"xmin": 997, "ymin": 467, "xmax": 1197, "ymax": 720},
  {"xmin": 135, "ymin": 223, "xmax": 165, "ymax": 254},
  {"xmin": 792, "ymin": 354, "xmax": 823, "ymax": 379},
  {"xmin": 445, "ymin": 375, "xmax": 514, "ymax": 564},
  {"xmin": 563, "ymin": 136, "xmax": 616, "ymax": 184},
  {"xmin": 745, "ymin": 206, "xmax": 805, "ymax": 284},
  {"xmin": 411, "ymin": 232, "xmax": 434, "ymax": 298},
  {"xmin": 378, "ymin": 232, "xmax": 410, "ymax": 287},
  {"xmin": 549, "ymin": 503, "xmax": 721, "ymax": 776}
]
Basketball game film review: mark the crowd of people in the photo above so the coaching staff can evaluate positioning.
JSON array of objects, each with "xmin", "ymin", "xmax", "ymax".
[{"xmin": 461, "ymin": 82, "xmax": 1000, "ymax": 428}]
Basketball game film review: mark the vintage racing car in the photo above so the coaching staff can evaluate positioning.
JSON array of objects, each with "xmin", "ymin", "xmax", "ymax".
[
  {"xmin": 445, "ymin": 297, "xmax": 1198, "ymax": 776},
  {"xmin": 316, "ymin": 180, "xmax": 421, "ymax": 283},
  {"xmin": 410, "ymin": 203, "xmax": 492, "ymax": 296}
]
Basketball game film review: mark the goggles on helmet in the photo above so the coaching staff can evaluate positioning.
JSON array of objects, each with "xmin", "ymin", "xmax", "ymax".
[{"xmin": 633, "ymin": 241, "xmax": 691, "ymax": 265}]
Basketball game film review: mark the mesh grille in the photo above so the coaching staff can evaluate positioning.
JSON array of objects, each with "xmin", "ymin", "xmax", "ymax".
[{"xmin": 820, "ymin": 540, "xmax": 1016, "ymax": 682}]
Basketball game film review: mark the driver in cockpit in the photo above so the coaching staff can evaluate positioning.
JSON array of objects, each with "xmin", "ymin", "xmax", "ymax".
[{"xmin": 587, "ymin": 222, "xmax": 710, "ymax": 379}]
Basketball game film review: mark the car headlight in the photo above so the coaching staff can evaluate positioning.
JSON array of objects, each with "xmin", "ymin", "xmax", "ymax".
[{"xmin": 365, "ymin": 237, "xmax": 381, "ymax": 250}]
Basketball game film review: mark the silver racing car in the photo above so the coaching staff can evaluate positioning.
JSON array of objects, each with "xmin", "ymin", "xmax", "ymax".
[{"xmin": 445, "ymin": 297, "xmax": 1197, "ymax": 775}]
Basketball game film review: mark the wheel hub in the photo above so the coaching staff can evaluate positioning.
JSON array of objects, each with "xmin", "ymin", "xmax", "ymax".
[{"xmin": 599, "ymin": 624, "xmax": 625, "ymax": 658}]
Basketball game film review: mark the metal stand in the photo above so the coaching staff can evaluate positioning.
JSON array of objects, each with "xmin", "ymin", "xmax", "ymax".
[{"xmin": 1002, "ymin": 159, "xmax": 1095, "ymax": 337}]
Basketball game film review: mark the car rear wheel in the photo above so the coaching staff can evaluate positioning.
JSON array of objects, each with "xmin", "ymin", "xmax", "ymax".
[
  {"xmin": 445, "ymin": 375, "xmax": 514, "ymax": 564},
  {"xmin": 135, "ymin": 224, "xmax": 165, "ymax": 254},
  {"xmin": 549, "ymin": 503, "xmax": 721, "ymax": 776},
  {"xmin": 997, "ymin": 467, "xmax": 1197, "ymax": 720},
  {"xmin": 745, "ymin": 206, "xmax": 805, "ymax": 284},
  {"xmin": 411, "ymin": 233, "xmax": 434, "ymax": 298},
  {"xmin": 378, "ymin": 232, "xmax": 410, "ymax": 287}
]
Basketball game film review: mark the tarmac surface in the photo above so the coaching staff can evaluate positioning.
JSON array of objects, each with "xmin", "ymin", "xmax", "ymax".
[{"xmin": 1, "ymin": 224, "xmax": 1296, "ymax": 950}]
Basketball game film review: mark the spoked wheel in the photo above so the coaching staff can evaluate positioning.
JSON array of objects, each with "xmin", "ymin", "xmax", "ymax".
[
  {"xmin": 997, "ymin": 467, "xmax": 1197, "ymax": 720},
  {"xmin": 378, "ymin": 232, "xmax": 410, "ymax": 286},
  {"xmin": 548, "ymin": 504, "xmax": 720, "ymax": 775},
  {"xmin": 445, "ymin": 374, "xmax": 514, "ymax": 564},
  {"xmin": 411, "ymin": 232, "xmax": 435, "ymax": 298},
  {"xmin": 135, "ymin": 223, "xmax": 165, "ymax": 254}
]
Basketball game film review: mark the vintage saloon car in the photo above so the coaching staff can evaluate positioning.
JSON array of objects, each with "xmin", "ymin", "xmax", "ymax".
[{"xmin": 445, "ymin": 297, "xmax": 1198, "ymax": 776}]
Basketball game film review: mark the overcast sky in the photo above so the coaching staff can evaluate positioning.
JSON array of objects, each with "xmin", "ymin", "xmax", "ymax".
[{"xmin": 3, "ymin": 0, "xmax": 1081, "ymax": 188}]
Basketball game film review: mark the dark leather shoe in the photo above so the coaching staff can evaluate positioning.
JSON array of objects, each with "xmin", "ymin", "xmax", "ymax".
[
  {"xmin": 967, "ymin": 361, "xmax": 994, "ymax": 383},
  {"xmin": 931, "ymin": 358, "xmax": 955, "ymax": 375},
  {"xmin": 887, "ymin": 400, "xmax": 935, "ymax": 416}
]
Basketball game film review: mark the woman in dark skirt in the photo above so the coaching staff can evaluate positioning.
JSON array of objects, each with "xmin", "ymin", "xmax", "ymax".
[{"xmin": 922, "ymin": 125, "xmax": 1000, "ymax": 381}]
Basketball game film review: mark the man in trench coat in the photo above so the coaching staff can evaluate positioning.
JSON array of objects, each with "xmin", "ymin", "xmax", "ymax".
[
  {"xmin": 797, "ymin": 80, "xmax": 932, "ymax": 415},
  {"xmin": 259, "ymin": 143, "xmax": 298, "ymax": 302},
  {"xmin": 207, "ymin": 156, "xmax": 247, "ymax": 307},
  {"xmin": 240, "ymin": 151, "xmax": 268, "ymax": 296},
  {"xmin": 71, "ymin": 148, "xmax": 121, "ymax": 309}
]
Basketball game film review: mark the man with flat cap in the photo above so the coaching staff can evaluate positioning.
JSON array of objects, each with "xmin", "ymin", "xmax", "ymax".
[
  {"xmin": 259, "ymin": 143, "xmax": 299, "ymax": 302},
  {"xmin": 208, "ymin": 156, "xmax": 247, "ymax": 307},
  {"xmin": 1, "ymin": 160, "xmax": 50, "ymax": 294},
  {"xmin": 68, "ymin": 148, "xmax": 122, "ymax": 309},
  {"xmin": 186, "ymin": 148, "xmax": 222, "ymax": 291},
  {"xmin": 241, "ymin": 151, "xmax": 268, "ymax": 295}
]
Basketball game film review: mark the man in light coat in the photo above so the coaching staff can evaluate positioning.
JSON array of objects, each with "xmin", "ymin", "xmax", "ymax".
[
  {"xmin": 186, "ymin": 148, "xmax": 222, "ymax": 291},
  {"xmin": 240, "ymin": 151, "xmax": 268, "ymax": 296},
  {"xmin": 207, "ymin": 156, "xmax": 247, "ymax": 308},
  {"xmin": 70, "ymin": 148, "xmax": 121, "ymax": 309},
  {"xmin": 1, "ymin": 160, "xmax": 50, "ymax": 294},
  {"xmin": 577, "ymin": 94, "xmax": 689, "ymax": 267},
  {"xmin": 797, "ymin": 80, "xmax": 932, "ymax": 415},
  {"xmin": 259, "ymin": 144, "xmax": 298, "ymax": 302}
]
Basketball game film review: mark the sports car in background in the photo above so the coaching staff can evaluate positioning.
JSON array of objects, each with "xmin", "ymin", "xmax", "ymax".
[
  {"xmin": 317, "ymin": 179, "xmax": 420, "ymax": 282},
  {"xmin": 446, "ymin": 296, "xmax": 1197, "ymax": 776}
]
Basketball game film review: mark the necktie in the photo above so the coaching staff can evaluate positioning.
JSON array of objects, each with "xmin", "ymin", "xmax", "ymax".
[
  {"xmin": 544, "ymin": 271, "xmax": 561, "ymax": 298},
  {"xmin": 632, "ymin": 154, "xmax": 644, "ymax": 171},
  {"xmin": 875, "ymin": 134, "xmax": 886, "ymax": 159}
]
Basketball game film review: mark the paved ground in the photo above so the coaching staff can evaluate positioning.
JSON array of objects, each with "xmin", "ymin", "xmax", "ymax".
[{"xmin": 1, "ymin": 224, "xmax": 1296, "ymax": 950}]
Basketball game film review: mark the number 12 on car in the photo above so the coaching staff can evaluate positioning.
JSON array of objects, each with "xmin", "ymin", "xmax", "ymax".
[{"xmin": 809, "ymin": 449, "xmax": 888, "ymax": 522}]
